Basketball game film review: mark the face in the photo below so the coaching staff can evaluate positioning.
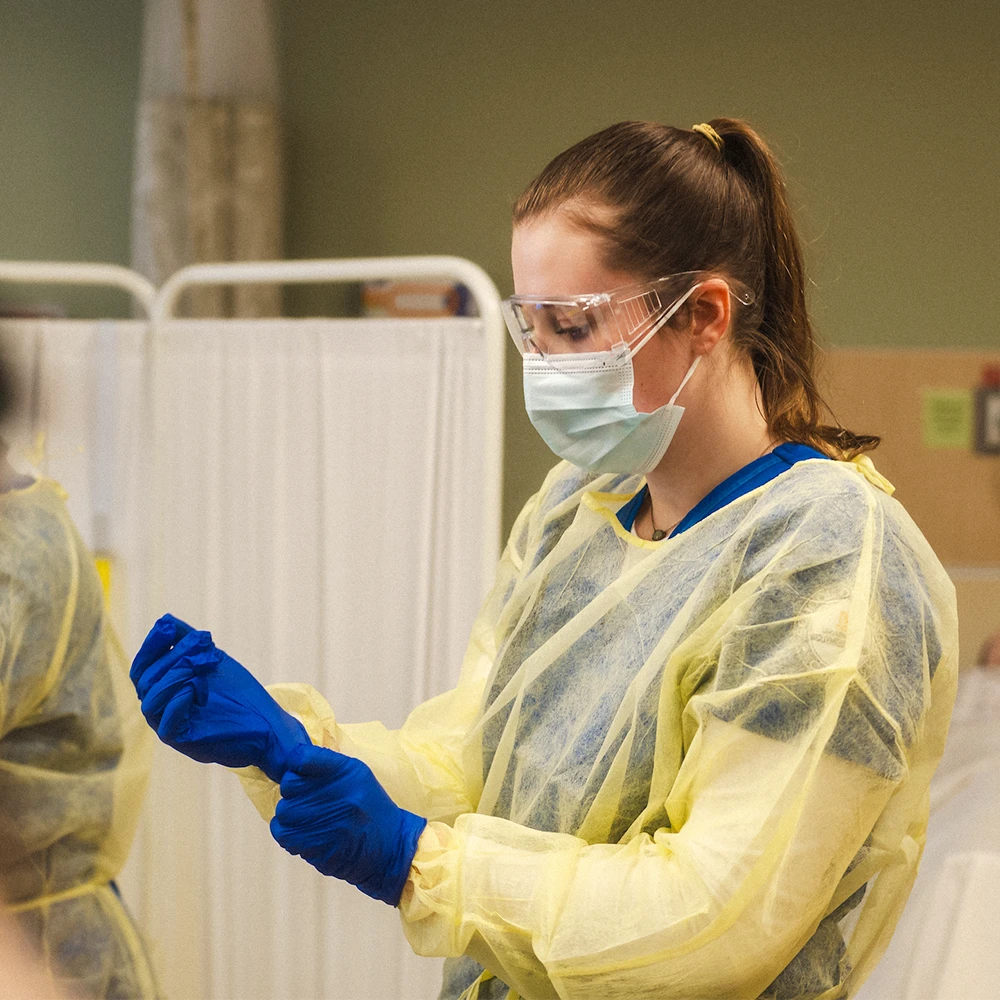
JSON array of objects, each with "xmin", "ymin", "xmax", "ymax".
[{"xmin": 511, "ymin": 210, "xmax": 699, "ymax": 413}]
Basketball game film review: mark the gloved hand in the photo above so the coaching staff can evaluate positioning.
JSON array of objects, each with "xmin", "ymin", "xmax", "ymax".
[
  {"xmin": 130, "ymin": 613, "xmax": 310, "ymax": 782},
  {"xmin": 270, "ymin": 743, "xmax": 427, "ymax": 906}
]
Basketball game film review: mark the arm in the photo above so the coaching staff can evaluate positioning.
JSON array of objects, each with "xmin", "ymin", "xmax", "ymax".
[
  {"xmin": 237, "ymin": 616, "xmax": 494, "ymax": 823},
  {"xmin": 0, "ymin": 577, "xmax": 36, "ymax": 741},
  {"xmin": 0, "ymin": 495, "xmax": 85, "ymax": 740},
  {"xmin": 401, "ymin": 709, "xmax": 895, "ymax": 999}
]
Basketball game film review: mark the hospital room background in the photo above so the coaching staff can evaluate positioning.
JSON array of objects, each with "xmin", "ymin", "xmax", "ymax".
[{"xmin": 0, "ymin": 1, "xmax": 997, "ymax": 999}]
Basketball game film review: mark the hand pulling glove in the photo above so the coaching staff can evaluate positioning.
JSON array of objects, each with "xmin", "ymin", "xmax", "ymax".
[{"xmin": 270, "ymin": 743, "xmax": 427, "ymax": 906}]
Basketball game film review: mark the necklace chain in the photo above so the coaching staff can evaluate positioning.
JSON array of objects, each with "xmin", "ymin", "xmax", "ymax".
[{"xmin": 642, "ymin": 441, "xmax": 779, "ymax": 541}]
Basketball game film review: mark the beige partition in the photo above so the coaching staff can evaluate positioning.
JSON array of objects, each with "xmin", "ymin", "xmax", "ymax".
[
  {"xmin": 821, "ymin": 350, "xmax": 1000, "ymax": 665},
  {"xmin": 951, "ymin": 573, "xmax": 1000, "ymax": 667}
]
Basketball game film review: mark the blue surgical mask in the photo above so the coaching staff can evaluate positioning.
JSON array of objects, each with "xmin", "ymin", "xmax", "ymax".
[{"xmin": 522, "ymin": 348, "xmax": 700, "ymax": 475}]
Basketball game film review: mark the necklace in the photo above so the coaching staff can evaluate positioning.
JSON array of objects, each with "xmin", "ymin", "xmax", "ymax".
[
  {"xmin": 650, "ymin": 518, "xmax": 681, "ymax": 542},
  {"xmin": 639, "ymin": 496, "xmax": 681, "ymax": 541}
]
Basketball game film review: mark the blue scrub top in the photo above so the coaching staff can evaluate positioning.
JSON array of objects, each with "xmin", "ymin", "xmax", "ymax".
[{"xmin": 616, "ymin": 442, "xmax": 830, "ymax": 537}]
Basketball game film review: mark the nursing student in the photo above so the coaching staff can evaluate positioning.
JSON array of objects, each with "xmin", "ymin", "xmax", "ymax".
[{"xmin": 131, "ymin": 118, "xmax": 957, "ymax": 1000}]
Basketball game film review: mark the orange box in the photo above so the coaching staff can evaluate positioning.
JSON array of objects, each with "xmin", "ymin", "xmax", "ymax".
[{"xmin": 361, "ymin": 281, "xmax": 470, "ymax": 318}]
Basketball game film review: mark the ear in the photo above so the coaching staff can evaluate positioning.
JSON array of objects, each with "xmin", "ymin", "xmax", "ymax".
[{"xmin": 687, "ymin": 279, "xmax": 733, "ymax": 356}]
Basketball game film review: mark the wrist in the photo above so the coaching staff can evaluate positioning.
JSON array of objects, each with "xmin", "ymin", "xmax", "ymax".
[{"xmin": 397, "ymin": 822, "xmax": 468, "ymax": 958}]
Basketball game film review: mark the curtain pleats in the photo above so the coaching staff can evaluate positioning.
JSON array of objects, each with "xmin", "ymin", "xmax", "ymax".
[{"xmin": 0, "ymin": 316, "xmax": 492, "ymax": 999}]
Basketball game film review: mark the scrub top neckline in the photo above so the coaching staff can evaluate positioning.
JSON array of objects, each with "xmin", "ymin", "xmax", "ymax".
[{"xmin": 616, "ymin": 442, "xmax": 830, "ymax": 540}]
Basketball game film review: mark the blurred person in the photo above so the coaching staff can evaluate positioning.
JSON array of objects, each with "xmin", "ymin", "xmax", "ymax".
[
  {"xmin": 131, "ymin": 119, "xmax": 957, "ymax": 999},
  {"xmin": 0, "ymin": 347, "xmax": 70, "ymax": 1000},
  {"xmin": 0, "ymin": 905, "xmax": 69, "ymax": 1000},
  {"xmin": 0, "ymin": 350, "xmax": 160, "ymax": 997}
]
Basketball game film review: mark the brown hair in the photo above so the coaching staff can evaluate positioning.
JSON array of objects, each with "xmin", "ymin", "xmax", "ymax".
[{"xmin": 513, "ymin": 119, "xmax": 877, "ymax": 458}]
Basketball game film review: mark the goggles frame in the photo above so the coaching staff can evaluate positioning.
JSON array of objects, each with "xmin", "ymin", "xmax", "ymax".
[{"xmin": 502, "ymin": 270, "xmax": 756, "ymax": 362}]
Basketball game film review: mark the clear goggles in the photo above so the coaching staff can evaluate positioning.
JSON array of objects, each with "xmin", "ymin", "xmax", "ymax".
[{"xmin": 501, "ymin": 270, "xmax": 755, "ymax": 362}]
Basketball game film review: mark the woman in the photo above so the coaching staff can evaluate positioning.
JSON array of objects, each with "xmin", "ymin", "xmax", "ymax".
[{"xmin": 131, "ymin": 119, "xmax": 957, "ymax": 999}]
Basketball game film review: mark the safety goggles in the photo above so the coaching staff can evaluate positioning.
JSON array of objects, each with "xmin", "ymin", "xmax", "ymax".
[{"xmin": 501, "ymin": 271, "xmax": 755, "ymax": 362}]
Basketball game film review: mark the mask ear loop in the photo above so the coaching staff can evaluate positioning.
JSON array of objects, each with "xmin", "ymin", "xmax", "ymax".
[{"xmin": 668, "ymin": 355, "xmax": 701, "ymax": 406}]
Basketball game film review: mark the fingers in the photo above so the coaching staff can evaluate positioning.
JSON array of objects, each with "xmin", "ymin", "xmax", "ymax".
[
  {"xmin": 269, "ymin": 813, "xmax": 298, "ymax": 852},
  {"xmin": 158, "ymin": 683, "xmax": 198, "ymax": 742},
  {"xmin": 268, "ymin": 810, "xmax": 326, "ymax": 854},
  {"xmin": 160, "ymin": 613, "xmax": 196, "ymax": 638},
  {"xmin": 130, "ymin": 614, "xmax": 198, "ymax": 683},
  {"xmin": 279, "ymin": 744, "xmax": 352, "ymax": 794},
  {"xmin": 271, "ymin": 792, "xmax": 343, "ymax": 835},
  {"xmin": 133, "ymin": 630, "xmax": 212, "ymax": 699},
  {"xmin": 276, "ymin": 768, "xmax": 320, "ymax": 800},
  {"xmin": 140, "ymin": 664, "xmax": 197, "ymax": 724},
  {"xmin": 193, "ymin": 666, "xmax": 211, "ymax": 707}
]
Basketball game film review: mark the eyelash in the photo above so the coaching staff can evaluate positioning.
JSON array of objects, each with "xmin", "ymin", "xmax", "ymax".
[{"xmin": 554, "ymin": 325, "xmax": 588, "ymax": 341}]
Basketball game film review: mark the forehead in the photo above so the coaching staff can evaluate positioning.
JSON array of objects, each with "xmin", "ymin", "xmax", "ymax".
[{"xmin": 511, "ymin": 210, "xmax": 640, "ymax": 297}]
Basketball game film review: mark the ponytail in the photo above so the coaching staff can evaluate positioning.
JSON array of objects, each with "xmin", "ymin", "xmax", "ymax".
[
  {"xmin": 708, "ymin": 119, "xmax": 878, "ymax": 458},
  {"xmin": 513, "ymin": 118, "xmax": 878, "ymax": 459}
]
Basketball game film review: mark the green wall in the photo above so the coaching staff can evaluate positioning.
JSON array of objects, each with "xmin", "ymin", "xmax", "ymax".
[
  {"xmin": 2, "ymin": 1, "xmax": 997, "ymax": 533},
  {"xmin": 0, "ymin": 0, "xmax": 143, "ymax": 318},
  {"xmin": 275, "ymin": 0, "xmax": 1000, "ymax": 532}
]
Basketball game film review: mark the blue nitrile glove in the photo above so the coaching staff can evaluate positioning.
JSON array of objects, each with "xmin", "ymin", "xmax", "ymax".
[
  {"xmin": 270, "ymin": 743, "xmax": 427, "ymax": 906},
  {"xmin": 130, "ymin": 613, "xmax": 310, "ymax": 782}
]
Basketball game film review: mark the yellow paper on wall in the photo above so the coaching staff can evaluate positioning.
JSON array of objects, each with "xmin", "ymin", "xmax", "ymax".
[{"xmin": 922, "ymin": 389, "xmax": 973, "ymax": 449}]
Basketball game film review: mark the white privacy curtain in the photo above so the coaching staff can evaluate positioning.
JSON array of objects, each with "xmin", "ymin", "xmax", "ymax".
[{"xmin": 0, "ymin": 316, "xmax": 496, "ymax": 1000}]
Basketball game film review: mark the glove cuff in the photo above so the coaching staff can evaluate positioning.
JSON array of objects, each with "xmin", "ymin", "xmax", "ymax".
[
  {"xmin": 364, "ymin": 811, "xmax": 427, "ymax": 907},
  {"xmin": 261, "ymin": 706, "xmax": 312, "ymax": 782}
]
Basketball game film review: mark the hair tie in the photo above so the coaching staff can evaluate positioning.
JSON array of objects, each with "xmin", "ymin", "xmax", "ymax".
[{"xmin": 691, "ymin": 123, "xmax": 723, "ymax": 153}]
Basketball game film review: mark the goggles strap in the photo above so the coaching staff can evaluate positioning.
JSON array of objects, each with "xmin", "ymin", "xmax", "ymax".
[{"xmin": 627, "ymin": 283, "xmax": 701, "ymax": 358}]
